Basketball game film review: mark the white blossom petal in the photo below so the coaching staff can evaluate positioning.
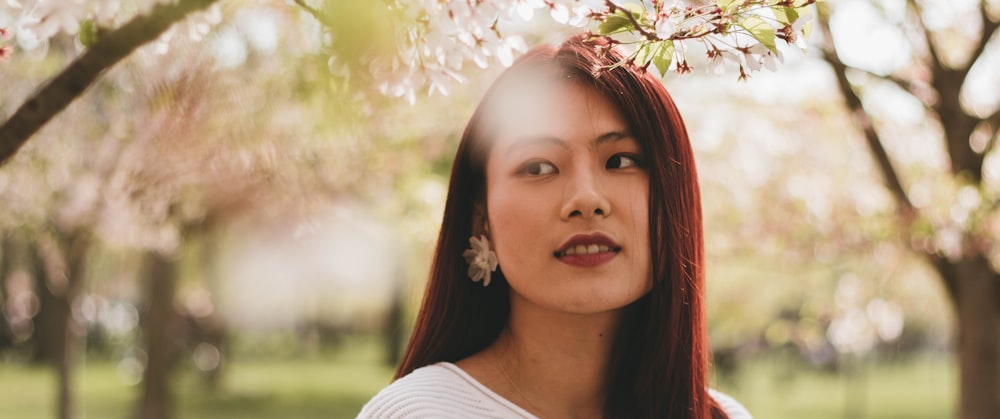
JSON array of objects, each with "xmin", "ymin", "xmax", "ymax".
[
  {"xmin": 707, "ymin": 56, "xmax": 726, "ymax": 75},
  {"xmin": 549, "ymin": 3, "xmax": 569, "ymax": 24},
  {"xmin": 655, "ymin": 17, "xmax": 675, "ymax": 39},
  {"xmin": 720, "ymin": 50, "xmax": 741, "ymax": 64},
  {"xmin": 495, "ymin": 43, "xmax": 513, "ymax": 67},
  {"xmin": 516, "ymin": 2, "xmax": 534, "ymax": 21},
  {"xmin": 792, "ymin": 14, "xmax": 812, "ymax": 31},
  {"xmin": 568, "ymin": 4, "xmax": 593, "ymax": 27},
  {"xmin": 505, "ymin": 35, "xmax": 527, "ymax": 52},
  {"xmin": 745, "ymin": 52, "xmax": 762, "ymax": 71}
]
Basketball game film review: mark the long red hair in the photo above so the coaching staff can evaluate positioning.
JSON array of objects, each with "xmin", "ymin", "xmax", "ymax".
[{"xmin": 395, "ymin": 34, "xmax": 724, "ymax": 418}]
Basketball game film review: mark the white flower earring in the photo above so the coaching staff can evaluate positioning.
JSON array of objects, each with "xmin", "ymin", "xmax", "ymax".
[{"xmin": 463, "ymin": 235, "xmax": 498, "ymax": 286}]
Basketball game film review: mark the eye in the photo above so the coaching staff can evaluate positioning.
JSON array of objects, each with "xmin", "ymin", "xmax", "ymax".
[
  {"xmin": 606, "ymin": 154, "xmax": 642, "ymax": 169},
  {"xmin": 518, "ymin": 160, "xmax": 557, "ymax": 176}
]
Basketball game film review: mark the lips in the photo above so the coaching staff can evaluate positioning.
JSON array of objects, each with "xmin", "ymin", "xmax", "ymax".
[{"xmin": 554, "ymin": 233, "xmax": 621, "ymax": 259}]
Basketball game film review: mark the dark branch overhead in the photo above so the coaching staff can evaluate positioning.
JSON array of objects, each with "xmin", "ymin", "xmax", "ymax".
[
  {"xmin": 816, "ymin": 10, "xmax": 918, "ymax": 224},
  {"xmin": 293, "ymin": 0, "xmax": 337, "ymax": 29},
  {"xmin": 968, "ymin": 1, "xmax": 1000, "ymax": 81},
  {"xmin": 905, "ymin": 0, "xmax": 943, "ymax": 70},
  {"xmin": 0, "ymin": 0, "xmax": 221, "ymax": 167},
  {"xmin": 983, "ymin": 108, "xmax": 1000, "ymax": 159}
]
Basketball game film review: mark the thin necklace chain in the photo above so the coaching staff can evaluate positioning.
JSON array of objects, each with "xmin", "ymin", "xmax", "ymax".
[{"xmin": 494, "ymin": 346, "xmax": 544, "ymax": 416}]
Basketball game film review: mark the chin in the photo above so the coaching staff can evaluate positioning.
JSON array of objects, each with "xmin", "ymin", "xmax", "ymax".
[{"xmin": 556, "ymin": 287, "xmax": 649, "ymax": 314}]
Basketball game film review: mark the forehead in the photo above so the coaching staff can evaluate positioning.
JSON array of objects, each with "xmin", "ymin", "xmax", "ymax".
[{"xmin": 486, "ymin": 81, "xmax": 629, "ymax": 148}]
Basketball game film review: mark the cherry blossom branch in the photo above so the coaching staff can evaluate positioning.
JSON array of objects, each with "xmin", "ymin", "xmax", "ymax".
[
  {"xmin": 292, "ymin": 0, "xmax": 336, "ymax": 29},
  {"xmin": 983, "ymin": 108, "xmax": 1000, "ymax": 158},
  {"xmin": 0, "ymin": 27, "xmax": 11, "ymax": 59},
  {"xmin": 592, "ymin": 0, "xmax": 815, "ymax": 80},
  {"xmin": 904, "ymin": 0, "xmax": 943, "ymax": 72},
  {"xmin": 603, "ymin": 0, "xmax": 658, "ymax": 40},
  {"xmin": 817, "ymin": 7, "xmax": 917, "ymax": 225},
  {"xmin": 850, "ymin": 67, "xmax": 934, "ymax": 111},
  {"xmin": 0, "ymin": 0, "xmax": 221, "ymax": 166},
  {"xmin": 971, "ymin": 2, "xmax": 1000, "ymax": 73}
]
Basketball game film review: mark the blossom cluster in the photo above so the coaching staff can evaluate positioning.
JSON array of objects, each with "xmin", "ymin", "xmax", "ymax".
[
  {"xmin": 372, "ymin": 0, "xmax": 816, "ymax": 104},
  {"xmin": 592, "ymin": 0, "xmax": 815, "ymax": 81},
  {"xmin": 0, "ymin": 0, "xmax": 222, "ymax": 55},
  {"xmin": 372, "ymin": 0, "xmax": 596, "ymax": 104},
  {"xmin": 0, "ymin": 0, "xmax": 816, "ymax": 99},
  {"xmin": 0, "ymin": 26, "xmax": 11, "ymax": 59}
]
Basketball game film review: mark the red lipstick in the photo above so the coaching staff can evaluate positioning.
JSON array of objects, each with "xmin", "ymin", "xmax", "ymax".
[{"xmin": 554, "ymin": 233, "xmax": 621, "ymax": 268}]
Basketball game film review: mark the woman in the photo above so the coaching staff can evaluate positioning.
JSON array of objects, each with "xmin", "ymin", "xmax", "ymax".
[{"xmin": 359, "ymin": 34, "xmax": 751, "ymax": 419}]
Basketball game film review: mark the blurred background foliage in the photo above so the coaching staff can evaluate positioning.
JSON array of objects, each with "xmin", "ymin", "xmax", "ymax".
[{"xmin": 3, "ymin": 0, "xmax": 996, "ymax": 418}]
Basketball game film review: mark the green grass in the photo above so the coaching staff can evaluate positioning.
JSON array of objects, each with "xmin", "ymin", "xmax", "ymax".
[
  {"xmin": 0, "ymin": 338, "xmax": 396, "ymax": 419},
  {"xmin": 1, "ymin": 348, "xmax": 955, "ymax": 419},
  {"xmin": 716, "ymin": 353, "xmax": 956, "ymax": 419}
]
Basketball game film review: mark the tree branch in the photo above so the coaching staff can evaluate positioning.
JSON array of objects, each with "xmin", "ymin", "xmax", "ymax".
[
  {"xmin": 928, "ymin": 253, "xmax": 959, "ymax": 306},
  {"xmin": 907, "ymin": 0, "xmax": 985, "ymax": 181},
  {"xmin": 983, "ymin": 108, "xmax": 1000, "ymax": 158},
  {"xmin": 968, "ymin": 1, "xmax": 1000, "ymax": 81},
  {"xmin": 905, "ymin": 0, "xmax": 944, "ymax": 71},
  {"xmin": 293, "ymin": 0, "xmax": 337, "ymax": 29},
  {"xmin": 817, "ymin": 7, "xmax": 918, "ymax": 227},
  {"xmin": 604, "ymin": 0, "xmax": 658, "ymax": 40},
  {"xmin": 854, "ymin": 67, "xmax": 935, "ymax": 110},
  {"xmin": 0, "ymin": 0, "xmax": 220, "ymax": 167}
]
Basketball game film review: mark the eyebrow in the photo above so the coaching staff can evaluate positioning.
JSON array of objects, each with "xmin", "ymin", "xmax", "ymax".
[{"xmin": 505, "ymin": 131, "xmax": 633, "ymax": 155}]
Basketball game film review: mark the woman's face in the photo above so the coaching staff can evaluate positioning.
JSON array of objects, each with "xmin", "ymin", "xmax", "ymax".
[{"xmin": 484, "ymin": 81, "xmax": 651, "ymax": 315}]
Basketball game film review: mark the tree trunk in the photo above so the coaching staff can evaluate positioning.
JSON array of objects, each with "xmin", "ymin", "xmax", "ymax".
[
  {"xmin": 137, "ymin": 249, "xmax": 180, "ymax": 419},
  {"xmin": 384, "ymin": 283, "xmax": 404, "ymax": 366},
  {"xmin": 0, "ymin": 232, "xmax": 14, "ymax": 351},
  {"xmin": 189, "ymin": 221, "xmax": 227, "ymax": 392},
  {"xmin": 0, "ymin": 0, "xmax": 223, "ymax": 166},
  {"xmin": 30, "ymin": 231, "xmax": 90, "ymax": 419},
  {"xmin": 29, "ymin": 239, "xmax": 62, "ymax": 365},
  {"xmin": 953, "ymin": 255, "xmax": 1000, "ymax": 419}
]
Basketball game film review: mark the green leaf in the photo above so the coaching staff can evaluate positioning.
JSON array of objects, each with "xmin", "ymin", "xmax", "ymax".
[
  {"xmin": 739, "ymin": 16, "xmax": 777, "ymax": 53},
  {"xmin": 597, "ymin": 14, "xmax": 633, "ymax": 35},
  {"xmin": 79, "ymin": 19, "xmax": 99, "ymax": 47},
  {"xmin": 716, "ymin": 0, "xmax": 740, "ymax": 13},
  {"xmin": 634, "ymin": 42, "xmax": 654, "ymax": 66},
  {"xmin": 597, "ymin": 4, "xmax": 648, "ymax": 36},
  {"xmin": 771, "ymin": 6, "xmax": 799, "ymax": 25},
  {"xmin": 801, "ymin": 18, "xmax": 814, "ymax": 40},
  {"xmin": 623, "ymin": 2, "xmax": 647, "ymax": 15},
  {"xmin": 652, "ymin": 41, "xmax": 674, "ymax": 76},
  {"xmin": 632, "ymin": 41, "xmax": 674, "ymax": 77}
]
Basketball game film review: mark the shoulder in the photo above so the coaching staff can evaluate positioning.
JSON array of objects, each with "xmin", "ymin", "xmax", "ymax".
[
  {"xmin": 356, "ymin": 363, "xmax": 468, "ymax": 419},
  {"xmin": 356, "ymin": 362, "xmax": 532, "ymax": 419},
  {"xmin": 709, "ymin": 388, "xmax": 753, "ymax": 419}
]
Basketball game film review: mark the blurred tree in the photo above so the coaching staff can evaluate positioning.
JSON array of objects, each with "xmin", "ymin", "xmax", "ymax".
[
  {"xmin": 0, "ymin": 1, "xmax": 891, "ymax": 418},
  {"xmin": 0, "ymin": 41, "xmax": 132, "ymax": 417},
  {"xmin": 817, "ymin": 1, "xmax": 999, "ymax": 418},
  {"xmin": 137, "ymin": 248, "xmax": 179, "ymax": 419},
  {"xmin": 0, "ymin": 232, "xmax": 16, "ymax": 352},
  {"xmin": 0, "ymin": 0, "xmax": 221, "ymax": 166},
  {"xmin": 0, "ymin": 4, "xmax": 350, "ymax": 418},
  {"xmin": 31, "ymin": 228, "xmax": 92, "ymax": 419},
  {"xmin": 0, "ymin": 0, "xmax": 816, "ymax": 165}
]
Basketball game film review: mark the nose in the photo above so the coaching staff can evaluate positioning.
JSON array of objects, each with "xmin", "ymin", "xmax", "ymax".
[{"xmin": 560, "ymin": 166, "xmax": 611, "ymax": 220}]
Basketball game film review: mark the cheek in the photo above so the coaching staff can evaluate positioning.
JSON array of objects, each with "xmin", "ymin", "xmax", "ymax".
[
  {"xmin": 625, "ymin": 180, "xmax": 650, "ymax": 237},
  {"xmin": 486, "ymin": 186, "xmax": 538, "ymax": 257},
  {"xmin": 629, "ymin": 185, "xmax": 652, "ymax": 279}
]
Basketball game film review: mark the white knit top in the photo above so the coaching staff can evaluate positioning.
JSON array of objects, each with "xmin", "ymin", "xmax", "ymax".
[{"xmin": 357, "ymin": 362, "xmax": 752, "ymax": 419}]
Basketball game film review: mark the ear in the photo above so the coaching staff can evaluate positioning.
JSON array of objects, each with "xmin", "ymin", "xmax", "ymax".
[{"xmin": 471, "ymin": 201, "xmax": 490, "ymax": 238}]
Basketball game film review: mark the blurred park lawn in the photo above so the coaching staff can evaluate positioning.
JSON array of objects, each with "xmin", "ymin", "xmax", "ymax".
[{"xmin": 1, "ymin": 339, "xmax": 955, "ymax": 419}]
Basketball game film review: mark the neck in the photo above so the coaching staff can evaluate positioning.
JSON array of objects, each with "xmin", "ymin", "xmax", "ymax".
[{"xmin": 492, "ymin": 296, "xmax": 622, "ymax": 418}]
